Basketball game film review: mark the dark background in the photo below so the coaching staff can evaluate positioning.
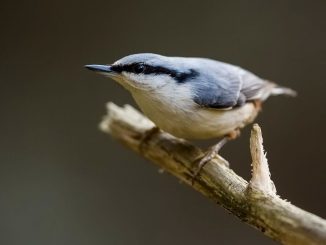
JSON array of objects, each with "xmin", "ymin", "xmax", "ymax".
[{"xmin": 1, "ymin": 0, "xmax": 325, "ymax": 244}]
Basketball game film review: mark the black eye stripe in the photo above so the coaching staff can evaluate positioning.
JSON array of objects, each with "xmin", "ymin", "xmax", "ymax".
[
  {"xmin": 111, "ymin": 63, "xmax": 165, "ymax": 74},
  {"xmin": 110, "ymin": 65, "xmax": 123, "ymax": 73},
  {"xmin": 111, "ymin": 63, "xmax": 199, "ymax": 83}
]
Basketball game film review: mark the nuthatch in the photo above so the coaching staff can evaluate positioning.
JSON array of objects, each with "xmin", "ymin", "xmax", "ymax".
[{"xmin": 85, "ymin": 53, "xmax": 296, "ymax": 178}]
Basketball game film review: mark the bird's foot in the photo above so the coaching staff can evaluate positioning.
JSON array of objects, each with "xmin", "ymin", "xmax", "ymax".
[
  {"xmin": 139, "ymin": 126, "xmax": 160, "ymax": 153},
  {"xmin": 191, "ymin": 128, "xmax": 241, "ymax": 184},
  {"xmin": 191, "ymin": 137, "xmax": 229, "ymax": 184}
]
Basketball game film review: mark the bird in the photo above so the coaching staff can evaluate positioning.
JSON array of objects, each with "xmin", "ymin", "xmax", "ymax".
[{"xmin": 85, "ymin": 53, "xmax": 296, "ymax": 179}]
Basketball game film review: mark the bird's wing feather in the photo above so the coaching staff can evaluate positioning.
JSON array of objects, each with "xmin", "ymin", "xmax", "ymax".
[
  {"xmin": 239, "ymin": 70, "xmax": 276, "ymax": 101},
  {"xmin": 193, "ymin": 69, "xmax": 242, "ymax": 109},
  {"xmin": 192, "ymin": 59, "xmax": 274, "ymax": 109}
]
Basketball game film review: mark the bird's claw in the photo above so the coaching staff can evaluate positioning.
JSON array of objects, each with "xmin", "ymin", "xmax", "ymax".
[
  {"xmin": 191, "ymin": 136, "xmax": 230, "ymax": 185},
  {"xmin": 191, "ymin": 149, "xmax": 218, "ymax": 185}
]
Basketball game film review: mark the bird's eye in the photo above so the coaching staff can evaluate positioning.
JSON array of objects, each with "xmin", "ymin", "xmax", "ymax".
[{"xmin": 133, "ymin": 64, "xmax": 146, "ymax": 74}]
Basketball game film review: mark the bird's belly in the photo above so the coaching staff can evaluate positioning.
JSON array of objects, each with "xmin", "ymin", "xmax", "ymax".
[
  {"xmin": 132, "ymin": 93, "xmax": 258, "ymax": 140},
  {"xmin": 161, "ymin": 104, "xmax": 258, "ymax": 139}
]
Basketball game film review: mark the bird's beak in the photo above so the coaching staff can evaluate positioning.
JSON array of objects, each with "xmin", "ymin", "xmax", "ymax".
[{"xmin": 84, "ymin": 64, "xmax": 113, "ymax": 73}]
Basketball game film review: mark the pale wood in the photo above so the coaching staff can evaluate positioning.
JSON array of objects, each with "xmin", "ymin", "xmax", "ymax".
[
  {"xmin": 100, "ymin": 102, "xmax": 326, "ymax": 245},
  {"xmin": 248, "ymin": 124, "xmax": 276, "ymax": 195}
]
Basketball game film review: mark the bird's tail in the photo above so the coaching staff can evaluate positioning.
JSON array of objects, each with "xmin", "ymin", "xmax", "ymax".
[{"xmin": 271, "ymin": 85, "xmax": 297, "ymax": 97}]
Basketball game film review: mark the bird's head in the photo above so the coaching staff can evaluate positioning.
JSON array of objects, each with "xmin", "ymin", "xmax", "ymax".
[{"xmin": 85, "ymin": 53, "xmax": 198, "ymax": 91}]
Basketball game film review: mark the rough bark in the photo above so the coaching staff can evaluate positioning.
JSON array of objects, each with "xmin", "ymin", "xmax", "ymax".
[{"xmin": 100, "ymin": 102, "xmax": 326, "ymax": 245}]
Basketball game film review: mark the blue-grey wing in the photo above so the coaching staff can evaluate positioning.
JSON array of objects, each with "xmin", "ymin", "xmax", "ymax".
[
  {"xmin": 191, "ymin": 59, "xmax": 273, "ymax": 109},
  {"xmin": 193, "ymin": 70, "xmax": 242, "ymax": 109}
]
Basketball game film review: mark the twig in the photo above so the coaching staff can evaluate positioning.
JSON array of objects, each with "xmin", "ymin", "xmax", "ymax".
[
  {"xmin": 247, "ymin": 124, "xmax": 276, "ymax": 195},
  {"xmin": 100, "ymin": 102, "xmax": 326, "ymax": 245}
]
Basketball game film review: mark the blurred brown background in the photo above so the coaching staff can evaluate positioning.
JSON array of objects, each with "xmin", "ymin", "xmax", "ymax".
[{"xmin": 1, "ymin": 0, "xmax": 325, "ymax": 244}]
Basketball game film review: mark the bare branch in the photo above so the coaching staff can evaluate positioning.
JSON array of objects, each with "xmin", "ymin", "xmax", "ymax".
[{"xmin": 100, "ymin": 102, "xmax": 326, "ymax": 245}]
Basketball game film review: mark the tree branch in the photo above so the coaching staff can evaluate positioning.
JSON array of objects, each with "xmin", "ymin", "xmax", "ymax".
[{"xmin": 100, "ymin": 102, "xmax": 326, "ymax": 245}]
